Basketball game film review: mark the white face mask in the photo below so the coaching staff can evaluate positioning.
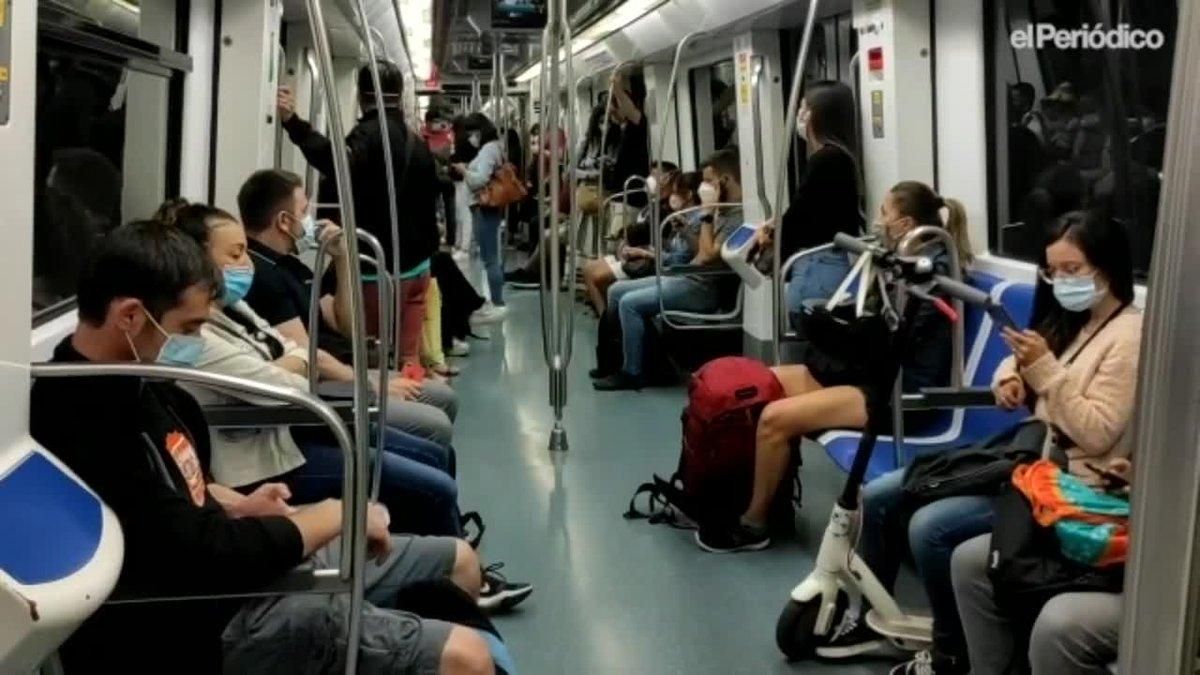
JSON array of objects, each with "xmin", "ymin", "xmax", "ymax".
[
  {"xmin": 468, "ymin": 133, "xmax": 482, "ymax": 148},
  {"xmin": 668, "ymin": 195, "xmax": 685, "ymax": 211},
  {"xmin": 698, "ymin": 182, "xmax": 720, "ymax": 206},
  {"xmin": 645, "ymin": 175, "xmax": 659, "ymax": 197}
]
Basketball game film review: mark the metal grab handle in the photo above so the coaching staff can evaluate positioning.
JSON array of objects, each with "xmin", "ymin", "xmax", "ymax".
[
  {"xmin": 536, "ymin": 0, "xmax": 579, "ymax": 452},
  {"xmin": 652, "ymin": 203, "xmax": 744, "ymax": 331},
  {"xmin": 897, "ymin": 225, "xmax": 966, "ymax": 389},
  {"xmin": 649, "ymin": 30, "xmax": 708, "ymax": 249},
  {"xmin": 301, "ymin": 0, "xmax": 375, "ymax": 671},
  {"xmin": 750, "ymin": 56, "xmax": 772, "ymax": 221},
  {"xmin": 770, "ymin": 0, "xmax": 823, "ymax": 366},
  {"xmin": 349, "ymin": 0, "xmax": 403, "ymax": 316},
  {"xmin": 385, "ymin": 0, "xmax": 421, "ymax": 125},
  {"xmin": 303, "ymin": 49, "xmax": 327, "ymax": 203},
  {"xmin": 30, "ymin": 363, "xmax": 361, "ymax": 582}
]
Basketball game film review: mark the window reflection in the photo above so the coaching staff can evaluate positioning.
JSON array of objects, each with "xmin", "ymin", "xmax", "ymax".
[{"xmin": 993, "ymin": 0, "xmax": 1175, "ymax": 278}]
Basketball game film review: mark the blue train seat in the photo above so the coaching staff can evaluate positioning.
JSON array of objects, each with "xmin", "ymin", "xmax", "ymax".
[{"xmin": 818, "ymin": 273, "xmax": 1037, "ymax": 482}]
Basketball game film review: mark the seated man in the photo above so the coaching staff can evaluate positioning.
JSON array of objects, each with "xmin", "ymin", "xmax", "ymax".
[
  {"xmin": 31, "ymin": 223, "xmax": 496, "ymax": 673},
  {"xmin": 237, "ymin": 169, "xmax": 458, "ymax": 448},
  {"xmin": 594, "ymin": 149, "xmax": 744, "ymax": 391}
]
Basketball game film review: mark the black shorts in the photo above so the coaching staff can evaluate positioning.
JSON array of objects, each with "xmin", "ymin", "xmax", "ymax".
[{"xmin": 804, "ymin": 348, "xmax": 940, "ymax": 434}]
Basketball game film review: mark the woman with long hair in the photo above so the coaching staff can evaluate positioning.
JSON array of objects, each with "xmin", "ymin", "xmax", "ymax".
[{"xmin": 454, "ymin": 112, "xmax": 508, "ymax": 324}]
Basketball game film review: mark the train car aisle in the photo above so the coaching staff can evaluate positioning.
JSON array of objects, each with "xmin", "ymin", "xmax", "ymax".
[{"xmin": 448, "ymin": 288, "xmax": 903, "ymax": 674}]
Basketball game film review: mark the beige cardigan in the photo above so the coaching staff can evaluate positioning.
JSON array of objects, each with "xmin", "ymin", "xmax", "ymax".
[
  {"xmin": 994, "ymin": 306, "xmax": 1143, "ymax": 478},
  {"xmin": 183, "ymin": 301, "xmax": 311, "ymax": 488}
]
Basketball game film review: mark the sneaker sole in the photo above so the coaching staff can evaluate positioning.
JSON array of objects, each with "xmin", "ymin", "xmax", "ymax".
[
  {"xmin": 478, "ymin": 585, "xmax": 534, "ymax": 612},
  {"xmin": 693, "ymin": 531, "xmax": 771, "ymax": 553},
  {"xmin": 470, "ymin": 315, "xmax": 507, "ymax": 326},
  {"xmin": 508, "ymin": 282, "xmax": 541, "ymax": 289},
  {"xmin": 815, "ymin": 639, "xmax": 895, "ymax": 660}
]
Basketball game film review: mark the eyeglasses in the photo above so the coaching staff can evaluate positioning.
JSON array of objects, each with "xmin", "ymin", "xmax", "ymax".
[{"xmin": 1038, "ymin": 267, "xmax": 1096, "ymax": 284}]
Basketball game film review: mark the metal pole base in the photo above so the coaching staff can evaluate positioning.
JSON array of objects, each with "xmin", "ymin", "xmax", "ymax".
[{"xmin": 548, "ymin": 423, "xmax": 569, "ymax": 452}]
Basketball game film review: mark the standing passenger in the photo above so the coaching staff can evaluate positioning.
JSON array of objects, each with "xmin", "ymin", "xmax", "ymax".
[
  {"xmin": 277, "ymin": 61, "xmax": 439, "ymax": 371},
  {"xmin": 454, "ymin": 112, "xmax": 509, "ymax": 324}
]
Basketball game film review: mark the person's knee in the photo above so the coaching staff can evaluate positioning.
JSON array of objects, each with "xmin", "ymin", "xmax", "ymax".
[
  {"xmin": 1029, "ymin": 597, "xmax": 1081, "ymax": 667},
  {"xmin": 440, "ymin": 626, "xmax": 494, "ymax": 675},
  {"xmin": 757, "ymin": 399, "xmax": 795, "ymax": 446},
  {"xmin": 450, "ymin": 539, "xmax": 482, "ymax": 599}
]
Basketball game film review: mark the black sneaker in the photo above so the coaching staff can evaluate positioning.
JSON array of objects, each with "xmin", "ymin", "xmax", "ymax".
[
  {"xmin": 505, "ymin": 269, "xmax": 541, "ymax": 289},
  {"xmin": 694, "ymin": 522, "xmax": 771, "ymax": 553},
  {"xmin": 815, "ymin": 613, "xmax": 894, "ymax": 660},
  {"xmin": 592, "ymin": 371, "xmax": 644, "ymax": 391},
  {"xmin": 477, "ymin": 563, "xmax": 533, "ymax": 613},
  {"xmin": 589, "ymin": 366, "xmax": 614, "ymax": 379},
  {"xmin": 460, "ymin": 511, "xmax": 486, "ymax": 549}
]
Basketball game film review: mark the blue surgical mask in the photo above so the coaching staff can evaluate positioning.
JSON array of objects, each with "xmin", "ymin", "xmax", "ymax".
[
  {"xmin": 129, "ymin": 309, "xmax": 205, "ymax": 368},
  {"xmin": 222, "ymin": 265, "xmax": 255, "ymax": 306},
  {"xmin": 291, "ymin": 213, "xmax": 319, "ymax": 253},
  {"xmin": 1052, "ymin": 275, "xmax": 1103, "ymax": 312}
]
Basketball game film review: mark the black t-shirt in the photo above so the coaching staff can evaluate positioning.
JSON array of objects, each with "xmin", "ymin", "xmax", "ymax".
[
  {"xmin": 780, "ymin": 144, "xmax": 865, "ymax": 259},
  {"xmin": 244, "ymin": 238, "xmax": 352, "ymax": 361},
  {"xmin": 30, "ymin": 338, "xmax": 305, "ymax": 672},
  {"xmin": 604, "ymin": 116, "xmax": 650, "ymax": 208}
]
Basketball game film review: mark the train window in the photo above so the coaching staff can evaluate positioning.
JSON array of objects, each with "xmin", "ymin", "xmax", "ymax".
[
  {"xmin": 988, "ymin": 0, "xmax": 1177, "ymax": 278},
  {"xmin": 689, "ymin": 60, "xmax": 739, "ymax": 161}
]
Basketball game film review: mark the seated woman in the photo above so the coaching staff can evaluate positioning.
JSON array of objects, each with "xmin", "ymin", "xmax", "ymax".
[
  {"xmin": 823, "ymin": 211, "xmax": 1141, "ymax": 675},
  {"xmin": 160, "ymin": 201, "xmax": 462, "ymax": 537},
  {"xmin": 593, "ymin": 149, "xmax": 744, "ymax": 391},
  {"xmin": 951, "ymin": 453, "xmax": 1127, "ymax": 675},
  {"xmin": 582, "ymin": 170, "xmax": 700, "ymax": 316},
  {"xmin": 696, "ymin": 181, "xmax": 973, "ymax": 552}
]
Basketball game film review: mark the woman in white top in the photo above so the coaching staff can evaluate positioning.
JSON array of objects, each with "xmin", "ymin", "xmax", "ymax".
[
  {"xmin": 159, "ymin": 201, "xmax": 462, "ymax": 536},
  {"xmin": 453, "ymin": 112, "xmax": 508, "ymax": 323}
]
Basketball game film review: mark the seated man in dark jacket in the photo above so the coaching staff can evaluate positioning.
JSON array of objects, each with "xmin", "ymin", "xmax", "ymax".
[
  {"xmin": 31, "ymin": 222, "xmax": 494, "ymax": 674},
  {"xmin": 277, "ymin": 61, "xmax": 438, "ymax": 369}
]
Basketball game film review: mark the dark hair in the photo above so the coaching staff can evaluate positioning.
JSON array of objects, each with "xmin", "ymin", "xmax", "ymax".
[
  {"xmin": 653, "ymin": 161, "xmax": 680, "ymax": 174},
  {"xmin": 425, "ymin": 106, "xmax": 449, "ymax": 124},
  {"xmin": 673, "ymin": 171, "xmax": 703, "ymax": 200},
  {"xmin": 154, "ymin": 198, "xmax": 238, "ymax": 248},
  {"xmin": 804, "ymin": 80, "xmax": 857, "ymax": 154},
  {"xmin": 77, "ymin": 220, "xmax": 221, "ymax": 325},
  {"xmin": 358, "ymin": 60, "xmax": 404, "ymax": 105},
  {"xmin": 626, "ymin": 74, "xmax": 647, "ymax": 109},
  {"xmin": 702, "ymin": 147, "xmax": 741, "ymax": 185},
  {"xmin": 585, "ymin": 103, "xmax": 607, "ymax": 151},
  {"xmin": 237, "ymin": 169, "xmax": 303, "ymax": 234},
  {"xmin": 463, "ymin": 112, "xmax": 500, "ymax": 145},
  {"xmin": 888, "ymin": 181, "xmax": 974, "ymax": 264},
  {"xmin": 1032, "ymin": 210, "xmax": 1135, "ymax": 356},
  {"xmin": 529, "ymin": 122, "xmax": 541, "ymax": 136}
]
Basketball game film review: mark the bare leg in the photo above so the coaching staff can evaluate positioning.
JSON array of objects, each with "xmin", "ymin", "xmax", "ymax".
[
  {"xmin": 743, "ymin": 383, "xmax": 868, "ymax": 524},
  {"xmin": 582, "ymin": 260, "xmax": 616, "ymax": 315}
]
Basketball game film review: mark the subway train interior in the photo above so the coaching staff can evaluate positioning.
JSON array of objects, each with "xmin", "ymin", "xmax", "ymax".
[{"xmin": 2, "ymin": 0, "xmax": 1199, "ymax": 673}]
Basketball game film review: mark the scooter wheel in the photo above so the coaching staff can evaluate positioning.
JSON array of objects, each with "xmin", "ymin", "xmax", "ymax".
[{"xmin": 775, "ymin": 599, "xmax": 823, "ymax": 660}]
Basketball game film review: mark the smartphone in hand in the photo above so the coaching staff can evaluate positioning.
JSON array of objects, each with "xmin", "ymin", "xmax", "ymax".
[{"xmin": 988, "ymin": 302, "xmax": 1019, "ymax": 332}]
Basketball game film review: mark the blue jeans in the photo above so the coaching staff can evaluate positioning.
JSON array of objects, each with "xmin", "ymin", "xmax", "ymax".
[
  {"xmin": 286, "ymin": 427, "xmax": 462, "ymax": 536},
  {"xmin": 473, "ymin": 206, "xmax": 504, "ymax": 306},
  {"xmin": 611, "ymin": 276, "xmax": 718, "ymax": 377},
  {"xmin": 860, "ymin": 466, "xmax": 995, "ymax": 655},
  {"xmin": 786, "ymin": 248, "xmax": 852, "ymax": 317}
]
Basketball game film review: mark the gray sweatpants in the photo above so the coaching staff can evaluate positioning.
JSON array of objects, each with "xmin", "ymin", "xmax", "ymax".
[
  {"xmin": 223, "ymin": 535, "xmax": 459, "ymax": 674},
  {"xmin": 951, "ymin": 534, "xmax": 1121, "ymax": 675},
  {"xmin": 323, "ymin": 379, "xmax": 458, "ymax": 447}
]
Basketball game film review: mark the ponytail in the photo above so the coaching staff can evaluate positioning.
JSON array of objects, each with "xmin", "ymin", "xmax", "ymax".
[
  {"xmin": 939, "ymin": 197, "xmax": 974, "ymax": 265},
  {"xmin": 153, "ymin": 198, "xmax": 237, "ymax": 248},
  {"xmin": 888, "ymin": 181, "xmax": 974, "ymax": 267}
]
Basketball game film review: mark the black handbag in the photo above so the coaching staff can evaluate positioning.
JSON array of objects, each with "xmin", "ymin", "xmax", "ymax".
[
  {"xmin": 900, "ymin": 420, "xmax": 1047, "ymax": 507},
  {"xmin": 799, "ymin": 296, "xmax": 892, "ymax": 368}
]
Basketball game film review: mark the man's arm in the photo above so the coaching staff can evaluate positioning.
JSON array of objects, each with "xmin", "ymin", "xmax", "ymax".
[
  {"xmin": 692, "ymin": 219, "xmax": 721, "ymax": 265},
  {"xmin": 273, "ymin": 317, "xmax": 356, "ymax": 382},
  {"xmin": 278, "ymin": 86, "xmax": 337, "ymax": 176}
]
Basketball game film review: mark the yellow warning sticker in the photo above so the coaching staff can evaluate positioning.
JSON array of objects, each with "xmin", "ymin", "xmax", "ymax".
[
  {"xmin": 0, "ymin": 0, "xmax": 6, "ymax": 28},
  {"xmin": 0, "ymin": 66, "xmax": 8, "ymax": 83}
]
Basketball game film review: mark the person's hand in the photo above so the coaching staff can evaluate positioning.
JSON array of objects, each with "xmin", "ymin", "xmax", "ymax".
[
  {"xmin": 1002, "ymin": 327, "xmax": 1051, "ymax": 367},
  {"xmin": 627, "ymin": 247, "xmax": 653, "ymax": 260},
  {"xmin": 388, "ymin": 376, "xmax": 423, "ymax": 400},
  {"xmin": 452, "ymin": 163, "xmax": 468, "ymax": 175},
  {"xmin": 317, "ymin": 220, "xmax": 344, "ymax": 255},
  {"xmin": 365, "ymin": 503, "xmax": 393, "ymax": 564},
  {"xmin": 1106, "ymin": 457, "xmax": 1133, "ymax": 482},
  {"xmin": 277, "ymin": 86, "xmax": 296, "ymax": 123},
  {"xmin": 755, "ymin": 220, "xmax": 776, "ymax": 248},
  {"xmin": 235, "ymin": 483, "xmax": 296, "ymax": 518},
  {"xmin": 993, "ymin": 377, "xmax": 1026, "ymax": 410}
]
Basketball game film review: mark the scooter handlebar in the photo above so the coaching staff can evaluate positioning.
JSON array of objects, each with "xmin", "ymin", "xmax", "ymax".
[
  {"xmin": 933, "ymin": 275, "xmax": 992, "ymax": 308},
  {"xmin": 832, "ymin": 232, "xmax": 879, "ymax": 256}
]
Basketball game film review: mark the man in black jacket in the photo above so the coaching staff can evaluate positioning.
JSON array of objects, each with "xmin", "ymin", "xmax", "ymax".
[
  {"xmin": 31, "ymin": 222, "xmax": 494, "ymax": 673},
  {"xmin": 278, "ymin": 61, "xmax": 437, "ymax": 369}
]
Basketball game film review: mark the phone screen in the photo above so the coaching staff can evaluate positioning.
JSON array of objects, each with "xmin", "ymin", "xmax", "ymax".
[{"xmin": 988, "ymin": 303, "xmax": 1019, "ymax": 331}]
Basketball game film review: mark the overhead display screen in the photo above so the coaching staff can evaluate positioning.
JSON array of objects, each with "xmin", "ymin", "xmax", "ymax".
[{"xmin": 492, "ymin": 0, "xmax": 548, "ymax": 31}]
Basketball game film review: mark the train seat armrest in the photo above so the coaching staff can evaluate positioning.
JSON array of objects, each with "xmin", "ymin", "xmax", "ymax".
[
  {"xmin": 202, "ymin": 401, "xmax": 356, "ymax": 428},
  {"xmin": 902, "ymin": 386, "xmax": 998, "ymax": 411},
  {"xmin": 106, "ymin": 564, "xmax": 349, "ymax": 604}
]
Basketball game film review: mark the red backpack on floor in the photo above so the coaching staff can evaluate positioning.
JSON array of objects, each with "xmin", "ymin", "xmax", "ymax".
[{"xmin": 626, "ymin": 357, "xmax": 798, "ymax": 531}]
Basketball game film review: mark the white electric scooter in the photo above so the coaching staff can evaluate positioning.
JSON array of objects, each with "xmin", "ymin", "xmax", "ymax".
[{"xmin": 775, "ymin": 233, "xmax": 988, "ymax": 660}]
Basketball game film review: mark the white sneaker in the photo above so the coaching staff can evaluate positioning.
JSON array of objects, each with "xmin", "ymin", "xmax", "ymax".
[
  {"xmin": 448, "ymin": 338, "xmax": 471, "ymax": 357},
  {"xmin": 470, "ymin": 305, "xmax": 509, "ymax": 325}
]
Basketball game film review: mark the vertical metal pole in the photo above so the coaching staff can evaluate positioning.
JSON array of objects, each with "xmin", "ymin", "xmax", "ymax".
[
  {"xmin": 770, "ymin": 0, "xmax": 822, "ymax": 366},
  {"xmin": 350, "ymin": 1, "xmax": 403, "ymax": 369},
  {"xmin": 301, "ymin": 1, "xmax": 372, "ymax": 672}
]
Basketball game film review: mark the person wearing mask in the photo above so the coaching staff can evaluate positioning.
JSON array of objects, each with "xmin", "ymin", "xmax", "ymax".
[
  {"xmin": 755, "ymin": 80, "xmax": 865, "ymax": 313},
  {"xmin": 424, "ymin": 106, "xmax": 459, "ymax": 251},
  {"xmin": 593, "ymin": 149, "xmax": 744, "ymax": 391},
  {"xmin": 31, "ymin": 221, "xmax": 497, "ymax": 673},
  {"xmin": 454, "ymin": 112, "xmax": 509, "ymax": 324},
  {"xmin": 277, "ymin": 61, "xmax": 440, "ymax": 371},
  {"xmin": 822, "ymin": 210, "xmax": 1140, "ymax": 675},
  {"xmin": 158, "ymin": 201, "xmax": 463, "ymax": 538},
  {"xmin": 233, "ymin": 171, "xmax": 459, "ymax": 448},
  {"xmin": 697, "ymin": 181, "xmax": 974, "ymax": 554}
]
